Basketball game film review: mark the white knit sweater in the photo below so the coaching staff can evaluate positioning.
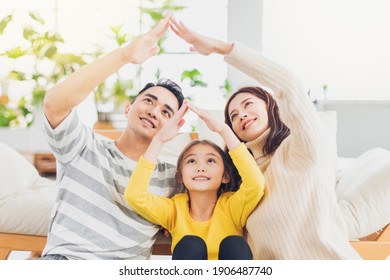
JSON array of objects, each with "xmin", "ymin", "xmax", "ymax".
[{"xmin": 225, "ymin": 43, "xmax": 361, "ymax": 259}]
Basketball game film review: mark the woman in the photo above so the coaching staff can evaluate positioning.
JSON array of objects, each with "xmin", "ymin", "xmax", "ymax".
[
  {"xmin": 171, "ymin": 19, "xmax": 362, "ymax": 259},
  {"xmin": 125, "ymin": 101, "xmax": 265, "ymax": 260}
]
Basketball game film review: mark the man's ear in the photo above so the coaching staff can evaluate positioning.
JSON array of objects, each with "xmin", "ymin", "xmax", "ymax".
[
  {"xmin": 124, "ymin": 103, "xmax": 131, "ymax": 116},
  {"xmin": 222, "ymin": 173, "xmax": 230, "ymax": 184}
]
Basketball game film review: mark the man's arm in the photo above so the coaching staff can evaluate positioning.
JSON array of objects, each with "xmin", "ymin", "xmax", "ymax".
[{"xmin": 44, "ymin": 14, "xmax": 171, "ymax": 128}]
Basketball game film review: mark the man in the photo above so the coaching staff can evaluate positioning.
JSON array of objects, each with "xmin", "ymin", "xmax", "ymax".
[{"xmin": 40, "ymin": 14, "xmax": 186, "ymax": 260}]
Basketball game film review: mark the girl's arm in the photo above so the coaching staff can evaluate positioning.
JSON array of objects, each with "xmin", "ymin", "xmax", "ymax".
[
  {"xmin": 227, "ymin": 144, "xmax": 265, "ymax": 228},
  {"xmin": 143, "ymin": 101, "xmax": 188, "ymax": 161},
  {"xmin": 125, "ymin": 102, "xmax": 188, "ymax": 228}
]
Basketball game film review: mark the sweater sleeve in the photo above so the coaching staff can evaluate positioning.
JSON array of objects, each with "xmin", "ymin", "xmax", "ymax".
[
  {"xmin": 225, "ymin": 143, "xmax": 265, "ymax": 228},
  {"xmin": 124, "ymin": 156, "xmax": 175, "ymax": 230},
  {"xmin": 225, "ymin": 43, "xmax": 329, "ymax": 162}
]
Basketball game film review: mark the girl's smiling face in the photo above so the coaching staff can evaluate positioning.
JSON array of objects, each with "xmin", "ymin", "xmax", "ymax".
[{"xmin": 179, "ymin": 143, "xmax": 229, "ymax": 194}]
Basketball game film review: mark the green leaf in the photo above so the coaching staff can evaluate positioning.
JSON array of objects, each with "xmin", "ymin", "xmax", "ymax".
[
  {"xmin": 53, "ymin": 53, "xmax": 86, "ymax": 66},
  {"xmin": 8, "ymin": 70, "xmax": 27, "ymax": 81},
  {"xmin": 180, "ymin": 69, "xmax": 207, "ymax": 87},
  {"xmin": 220, "ymin": 79, "xmax": 231, "ymax": 92},
  {"xmin": 0, "ymin": 15, "xmax": 12, "ymax": 35},
  {"xmin": 2, "ymin": 47, "xmax": 27, "ymax": 59},
  {"xmin": 110, "ymin": 25, "xmax": 122, "ymax": 35},
  {"xmin": 23, "ymin": 26, "xmax": 38, "ymax": 41},
  {"xmin": 32, "ymin": 88, "xmax": 46, "ymax": 105},
  {"xmin": 116, "ymin": 34, "xmax": 127, "ymax": 46},
  {"xmin": 44, "ymin": 31, "xmax": 64, "ymax": 43},
  {"xmin": 28, "ymin": 12, "xmax": 45, "ymax": 25},
  {"xmin": 43, "ymin": 45, "xmax": 58, "ymax": 59}
]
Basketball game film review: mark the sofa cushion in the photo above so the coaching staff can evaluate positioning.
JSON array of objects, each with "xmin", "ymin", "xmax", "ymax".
[
  {"xmin": 336, "ymin": 147, "xmax": 390, "ymax": 239},
  {"xmin": 0, "ymin": 142, "xmax": 41, "ymax": 199}
]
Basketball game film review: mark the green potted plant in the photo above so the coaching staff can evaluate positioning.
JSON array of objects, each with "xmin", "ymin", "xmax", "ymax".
[{"xmin": 0, "ymin": 12, "xmax": 86, "ymax": 127}]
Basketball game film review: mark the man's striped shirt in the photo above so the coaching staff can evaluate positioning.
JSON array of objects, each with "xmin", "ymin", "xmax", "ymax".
[{"xmin": 42, "ymin": 110, "xmax": 177, "ymax": 259}]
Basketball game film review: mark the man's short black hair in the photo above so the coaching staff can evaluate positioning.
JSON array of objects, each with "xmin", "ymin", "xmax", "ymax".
[{"xmin": 131, "ymin": 78, "xmax": 184, "ymax": 108}]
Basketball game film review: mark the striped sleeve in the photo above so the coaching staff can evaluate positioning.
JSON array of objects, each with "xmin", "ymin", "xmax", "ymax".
[{"xmin": 43, "ymin": 110, "xmax": 90, "ymax": 164}]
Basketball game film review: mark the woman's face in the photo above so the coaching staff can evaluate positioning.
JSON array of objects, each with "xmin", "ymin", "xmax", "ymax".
[{"xmin": 227, "ymin": 92, "xmax": 269, "ymax": 142}]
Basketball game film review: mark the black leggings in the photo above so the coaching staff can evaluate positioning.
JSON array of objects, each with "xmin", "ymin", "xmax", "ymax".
[{"xmin": 172, "ymin": 235, "xmax": 253, "ymax": 260}]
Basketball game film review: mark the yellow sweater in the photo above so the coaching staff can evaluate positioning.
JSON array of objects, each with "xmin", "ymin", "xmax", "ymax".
[{"xmin": 125, "ymin": 143, "xmax": 264, "ymax": 260}]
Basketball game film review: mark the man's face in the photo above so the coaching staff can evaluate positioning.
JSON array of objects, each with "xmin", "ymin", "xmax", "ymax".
[{"xmin": 125, "ymin": 86, "xmax": 180, "ymax": 140}]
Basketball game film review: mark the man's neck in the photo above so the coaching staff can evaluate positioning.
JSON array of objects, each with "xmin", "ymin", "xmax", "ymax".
[{"xmin": 115, "ymin": 132, "xmax": 151, "ymax": 161}]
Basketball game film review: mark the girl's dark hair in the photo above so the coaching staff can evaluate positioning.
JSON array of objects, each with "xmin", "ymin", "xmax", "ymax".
[
  {"xmin": 131, "ymin": 78, "xmax": 184, "ymax": 108},
  {"xmin": 224, "ymin": 86, "xmax": 290, "ymax": 156},
  {"xmin": 175, "ymin": 140, "xmax": 238, "ymax": 196}
]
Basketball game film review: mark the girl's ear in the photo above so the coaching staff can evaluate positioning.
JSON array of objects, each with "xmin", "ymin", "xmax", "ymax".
[
  {"xmin": 222, "ymin": 173, "xmax": 230, "ymax": 184},
  {"xmin": 176, "ymin": 172, "xmax": 183, "ymax": 184}
]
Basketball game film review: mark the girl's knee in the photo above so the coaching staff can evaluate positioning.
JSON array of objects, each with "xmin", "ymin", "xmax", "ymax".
[
  {"xmin": 172, "ymin": 235, "xmax": 207, "ymax": 260},
  {"xmin": 219, "ymin": 235, "xmax": 253, "ymax": 260}
]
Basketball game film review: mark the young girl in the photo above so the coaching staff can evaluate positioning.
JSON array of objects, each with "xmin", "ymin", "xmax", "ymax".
[{"xmin": 125, "ymin": 102, "xmax": 265, "ymax": 260}]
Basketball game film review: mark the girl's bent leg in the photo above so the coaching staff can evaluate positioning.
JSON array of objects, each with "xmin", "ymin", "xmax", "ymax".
[
  {"xmin": 219, "ymin": 235, "xmax": 253, "ymax": 260},
  {"xmin": 172, "ymin": 235, "xmax": 208, "ymax": 260}
]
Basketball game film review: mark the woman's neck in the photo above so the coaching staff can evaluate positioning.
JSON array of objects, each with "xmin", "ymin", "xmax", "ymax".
[
  {"xmin": 188, "ymin": 192, "xmax": 218, "ymax": 222},
  {"xmin": 246, "ymin": 128, "xmax": 272, "ymax": 172}
]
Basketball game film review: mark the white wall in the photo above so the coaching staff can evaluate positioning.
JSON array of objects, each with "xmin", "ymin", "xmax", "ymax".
[
  {"xmin": 317, "ymin": 101, "xmax": 390, "ymax": 157},
  {"xmin": 227, "ymin": 0, "xmax": 263, "ymax": 90}
]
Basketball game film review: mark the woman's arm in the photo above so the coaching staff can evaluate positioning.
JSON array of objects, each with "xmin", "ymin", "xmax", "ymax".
[{"xmin": 172, "ymin": 19, "xmax": 328, "ymax": 162}]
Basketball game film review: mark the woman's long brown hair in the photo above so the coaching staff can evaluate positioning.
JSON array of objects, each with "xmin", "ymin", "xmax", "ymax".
[{"xmin": 224, "ymin": 86, "xmax": 290, "ymax": 156}]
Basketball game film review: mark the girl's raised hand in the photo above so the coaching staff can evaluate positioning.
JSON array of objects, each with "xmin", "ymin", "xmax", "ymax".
[{"xmin": 155, "ymin": 100, "xmax": 188, "ymax": 143}]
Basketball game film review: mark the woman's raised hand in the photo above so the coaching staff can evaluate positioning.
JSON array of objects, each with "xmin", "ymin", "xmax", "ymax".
[
  {"xmin": 170, "ymin": 18, "xmax": 232, "ymax": 56},
  {"xmin": 189, "ymin": 102, "xmax": 241, "ymax": 150},
  {"xmin": 188, "ymin": 103, "xmax": 225, "ymax": 134}
]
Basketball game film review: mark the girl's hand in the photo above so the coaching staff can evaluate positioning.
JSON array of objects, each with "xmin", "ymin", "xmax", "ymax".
[
  {"xmin": 143, "ymin": 101, "xmax": 188, "ymax": 162},
  {"xmin": 170, "ymin": 18, "xmax": 232, "ymax": 56},
  {"xmin": 155, "ymin": 100, "xmax": 188, "ymax": 143}
]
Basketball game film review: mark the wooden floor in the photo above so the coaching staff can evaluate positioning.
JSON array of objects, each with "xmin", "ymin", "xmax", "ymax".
[{"xmin": 1, "ymin": 224, "xmax": 389, "ymax": 260}]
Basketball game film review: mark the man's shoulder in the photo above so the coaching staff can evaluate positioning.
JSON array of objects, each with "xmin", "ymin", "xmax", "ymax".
[{"xmin": 155, "ymin": 160, "xmax": 176, "ymax": 173}]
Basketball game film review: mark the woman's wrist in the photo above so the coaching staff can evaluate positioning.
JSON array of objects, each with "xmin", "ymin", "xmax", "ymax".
[{"xmin": 214, "ymin": 40, "xmax": 233, "ymax": 56}]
